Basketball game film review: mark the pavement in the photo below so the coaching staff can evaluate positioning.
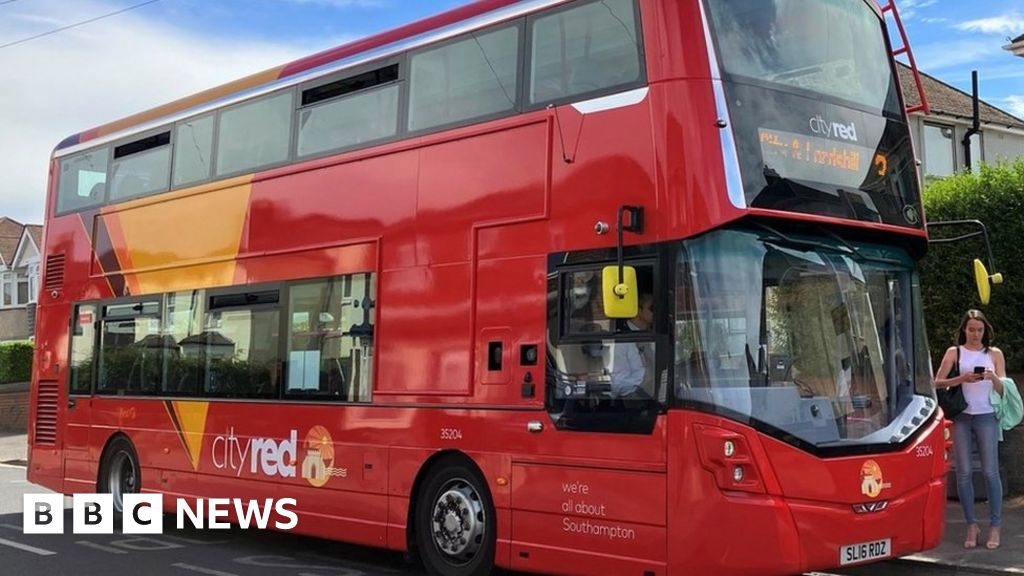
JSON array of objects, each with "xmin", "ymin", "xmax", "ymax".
[
  {"xmin": 0, "ymin": 430, "xmax": 27, "ymax": 464},
  {"xmin": 898, "ymin": 496, "xmax": 1024, "ymax": 574},
  {"xmin": 1, "ymin": 431, "xmax": 1022, "ymax": 573}
]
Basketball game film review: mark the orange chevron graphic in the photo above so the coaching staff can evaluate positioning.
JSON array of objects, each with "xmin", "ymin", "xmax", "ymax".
[
  {"xmin": 97, "ymin": 176, "xmax": 253, "ymax": 295},
  {"xmin": 164, "ymin": 401, "xmax": 210, "ymax": 471}
]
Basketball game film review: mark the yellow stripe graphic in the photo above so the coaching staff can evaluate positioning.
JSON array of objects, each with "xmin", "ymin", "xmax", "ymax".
[
  {"xmin": 101, "ymin": 177, "xmax": 253, "ymax": 294},
  {"xmin": 170, "ymin": 401, "xmax": 210, "ymax": 471}
]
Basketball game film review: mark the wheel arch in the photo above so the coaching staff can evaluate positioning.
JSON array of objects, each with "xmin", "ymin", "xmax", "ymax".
[
  {"xmin": 95, "ymin": 431, "xmax": 136, "ymax": 491},
  {"xmin": 405, "ymin": 449, "xmax": 490, "ymax": 560}
]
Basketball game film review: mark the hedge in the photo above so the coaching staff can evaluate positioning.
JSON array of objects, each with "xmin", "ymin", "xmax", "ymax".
[
  {"xmin": 921, "ymin": 160, "xmax": 1024, "ymax": 372},
  {"xmin": 0, "ymin": 341, "xmax": 33, "ymax": 384}
]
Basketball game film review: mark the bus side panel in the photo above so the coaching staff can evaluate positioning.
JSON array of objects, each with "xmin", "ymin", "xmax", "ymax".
[
  {"xmin": 473, "ymin": 254, "xmax": 547, "ymax": 407},
  {"xmin": 509, "ymin": 463, "xmax": 666, "ymax": 575},
  {"xmin": 28, "ymin": 301, "xmax": 72, "ymax": 493},
  {"xmin": 245, "ymin": 149, "xmax": 418, "ymax": 267},
  {"xmin": 377, "ymin": 265, "xmax": 473, "ymax": 396},
  {"xmin": 667, "ymin": 411, "xmax": 802, "ymax": 576},
  {"xmin": 388, "ymin": 446, "xmax": 437, "ymax": 550},
  {"xmin": 385, "ymin": 494, "xmax": 410, "ymax": 552},
  {"xmin": 157, "ymin": 471, "xmax": 389, "ymax": 548},
  {"xmin": 376, "ymin": 120, "xmax": 549, "ymax": 399},
  {"xmin": 416, "ymin": 121, "xmax": 549, "ymax": 265}
]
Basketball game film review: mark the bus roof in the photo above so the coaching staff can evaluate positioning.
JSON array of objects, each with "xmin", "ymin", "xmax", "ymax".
[{"xmin": 55, "ymin": 0, "xmax": 559, "ymax": 157}]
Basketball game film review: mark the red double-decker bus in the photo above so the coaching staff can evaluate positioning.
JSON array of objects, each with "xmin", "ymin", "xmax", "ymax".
[{"xmin": 29, "ymin": 0, "xmax": 952, "ymax": 574}]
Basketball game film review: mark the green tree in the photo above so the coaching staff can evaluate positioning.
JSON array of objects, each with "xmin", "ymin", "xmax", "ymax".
[{"xmin": 921, "ymin": 160, "xmax": 1024, "ymax": 372}]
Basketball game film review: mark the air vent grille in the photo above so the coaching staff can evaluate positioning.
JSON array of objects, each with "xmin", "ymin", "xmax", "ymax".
[
  {"xmin": 34, "ymin": 381, "xmax": 58, "ymax": 445},
  {"xmin": 44, "ymin": 253, "xmax": 66, "ymax": 291}
]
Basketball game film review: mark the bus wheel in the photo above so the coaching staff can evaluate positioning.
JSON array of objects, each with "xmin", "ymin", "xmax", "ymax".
[
  {"xmin": 414, "ymin": 456, "xmax": 496, "ymax": 576},
  {"xmin": 98, "ymin": 436, "xmax": 140, "ymax": 515}
]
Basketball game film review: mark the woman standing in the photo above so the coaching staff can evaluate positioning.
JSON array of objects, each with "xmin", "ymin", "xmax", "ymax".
[{"xmin": 934, "ymin": 309, "xmax": 1006, "ymax": 550}]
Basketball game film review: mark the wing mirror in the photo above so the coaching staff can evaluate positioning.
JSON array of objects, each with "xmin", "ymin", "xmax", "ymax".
[
  {"xmin": 601, "ymin": 206, "xmax": 644, "ymax": 319},
  {"xmin": 602, "ymin": 265, "xmax": 637, "ymax": 319},
  {"xmin": 927, "ymin": 220, "xmax": 1004, "ymax": 305},
  {"xmin": 974, "ymin": 258, "xmax": 1004, "ymax": 305}
]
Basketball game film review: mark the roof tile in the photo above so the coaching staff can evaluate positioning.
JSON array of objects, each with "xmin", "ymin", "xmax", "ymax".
[
  {"xmin": 897, "ymin": 63, "xmax": 1024, "ymax": 129},
  {"xmin": 0, "ymin": 237, "xmax": 20, "ymax": 267},
  {"xmin": 0, "ymin": 217, "xmax": 23, "ymax": 240},
  {"xmin": 27, "ymin": 226, "xmax": 43, "ymax": 252}
]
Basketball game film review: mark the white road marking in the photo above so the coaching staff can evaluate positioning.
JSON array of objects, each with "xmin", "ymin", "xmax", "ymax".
[
  {"xmin": 75, "ymin": 540, "xmax": 129, "ymax": 554},
  {"xmin": 172, "ymin": 563, "xmax": 239, "ymax": 576},
  {"xmin": 0, "ymin": 537, "xmax": 57, "ymax": 556}
]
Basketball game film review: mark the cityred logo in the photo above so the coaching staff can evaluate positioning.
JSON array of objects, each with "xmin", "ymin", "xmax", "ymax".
[
  {"xmin": 859, "ymin": 460, "xmax": 891, "ymax": 499},
  {"xmin": 163, "ymin": 404, "xmax": 346, "ymax": 487},
  {"xmin": 300, "ymin": 425, "xmax": 347, "ymax": 487},
  {"xmin": 809, "ymin": 114, "xmax": 859, "ymax": 143}
]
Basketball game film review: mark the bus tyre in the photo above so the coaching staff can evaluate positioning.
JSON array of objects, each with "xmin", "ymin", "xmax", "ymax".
[
  {"xmin": 415, "ymin": 457, "xmax": 496, "ymax": 576},
  {"xmin": 98, "ymin": 436, "xmax": 140, "ymax": 517}
]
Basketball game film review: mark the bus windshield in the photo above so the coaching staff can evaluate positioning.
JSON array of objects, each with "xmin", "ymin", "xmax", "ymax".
[
  {"xmin": 674, "ymin": 228, "xmax": 935, "ymax": 451},
  {"xmin": 708, "ymin": 0, "xmax": 899, "ymax": 114},
  {"xmin": 705, "ymin": 0, "xmax": 923, "ymax": 228}
]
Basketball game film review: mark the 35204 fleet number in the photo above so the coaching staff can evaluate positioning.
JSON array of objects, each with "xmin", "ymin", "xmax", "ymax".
[{"xmin": 440, "ymin": 428, "xmax": 463, "ymax": 441}]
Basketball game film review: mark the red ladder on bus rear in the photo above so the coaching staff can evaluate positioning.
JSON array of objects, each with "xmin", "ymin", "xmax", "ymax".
[{"xmin": 879, "ymin": 0, "xmax": 930, "ymax": 115}]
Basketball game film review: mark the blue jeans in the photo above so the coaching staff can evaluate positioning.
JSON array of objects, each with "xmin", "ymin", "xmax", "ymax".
[{"xmin": 953, "ymin": 412, "xmax": 1002, "ymax": 527}]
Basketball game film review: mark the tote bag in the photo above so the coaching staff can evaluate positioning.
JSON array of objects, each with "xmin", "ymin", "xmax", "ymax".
[{"xmin": 937, "ymin": 347, "xmax": 968, "ymax": 419}]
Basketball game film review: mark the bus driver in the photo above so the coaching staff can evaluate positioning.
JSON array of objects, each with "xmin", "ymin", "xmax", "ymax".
[{"xmin": 610, "ymin": 293, "xmax": 655, "ymax": 399}]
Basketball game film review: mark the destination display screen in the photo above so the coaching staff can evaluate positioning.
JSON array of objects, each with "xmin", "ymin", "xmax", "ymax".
[
  {"xmin": 758, "ymin": 127, "xmax": 887, "ymax": 191},
  {"xmin": 704, "ymin": 0, "xmax": 922, "ymax": 228},
  {"xmin": 720, "ymin": 81, "xmax": 922, "ymax": 228}
]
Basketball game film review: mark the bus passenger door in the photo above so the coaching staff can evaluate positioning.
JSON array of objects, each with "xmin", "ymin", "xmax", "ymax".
[{"xmin": 61, "ymin": 303, "xmax": 97, "ymax": 492}]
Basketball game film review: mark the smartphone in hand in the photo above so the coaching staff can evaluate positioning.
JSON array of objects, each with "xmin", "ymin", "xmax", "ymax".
[{"xmin": 974, "ymin": 366, "xmax": 986, "ymax": 375}]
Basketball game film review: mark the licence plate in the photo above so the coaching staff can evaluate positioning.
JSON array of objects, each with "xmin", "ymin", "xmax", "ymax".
[{"xmin": 839, "ymin": 538, "xmax": 891, "ymax": 566}]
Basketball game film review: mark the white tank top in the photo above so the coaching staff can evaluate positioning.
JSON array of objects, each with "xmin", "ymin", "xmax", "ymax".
[{"xmin": 958, "ymin": 346, "xmax": 995, "ymax": 415}]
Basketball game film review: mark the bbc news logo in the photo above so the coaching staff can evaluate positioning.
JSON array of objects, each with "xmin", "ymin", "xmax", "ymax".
[{"xmin": 23, "ymin": 494, "xmax": 298, "ymax": 534}]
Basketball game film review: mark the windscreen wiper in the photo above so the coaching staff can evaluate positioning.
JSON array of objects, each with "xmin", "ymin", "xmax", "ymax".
[
  {"xmin": 754, "ymin": 222, "xmax": 903, "ymax": 266},
  {"xmin": 754, "ymin": 222, "xmax": 858, "ymax": 258},
  {"xmin": 814, "ymin": 224, "xmax": 903, "ymax": 266}
]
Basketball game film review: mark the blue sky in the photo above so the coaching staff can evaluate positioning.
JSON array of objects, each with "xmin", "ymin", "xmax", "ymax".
[
  {"xmin": 895, "ymin": 0, "xmax": 1023, "ymax": 116},
  {"xmin": 0, "ymin": 0, "xmax": 1021, "ymax": 225}
]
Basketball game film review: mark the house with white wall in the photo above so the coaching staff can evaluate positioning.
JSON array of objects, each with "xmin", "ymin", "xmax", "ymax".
[
  {"xmin": 0, "ymin": 217, "xmax": 42, "ymax": 341},
  {"xmin": 897, "ymin": 64, "xmax": 1024, "ymax": 179}
]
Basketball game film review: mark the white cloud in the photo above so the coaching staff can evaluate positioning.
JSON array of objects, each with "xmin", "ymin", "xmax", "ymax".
[
  {"xmin": 0, "ymin": 0, "xmax": 339, "ymax": 225},
  {"xmin": 912, "ymin": 39, "xmax": 1001, "ymax": 71},
  {"xmin": 7, "ymin": 13, "xmax": 67, "ymax": 27},
  {"xmin": 1005, "ymin": 96, "xmax": 1024, "ymax": 119},
  {"xmin": 956, "ymin": 12, "xmax": 1024, "ymax": 35},
  {"xmin": 898, "ymin": 0, "xmax": 938, "ymax": 20}
]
